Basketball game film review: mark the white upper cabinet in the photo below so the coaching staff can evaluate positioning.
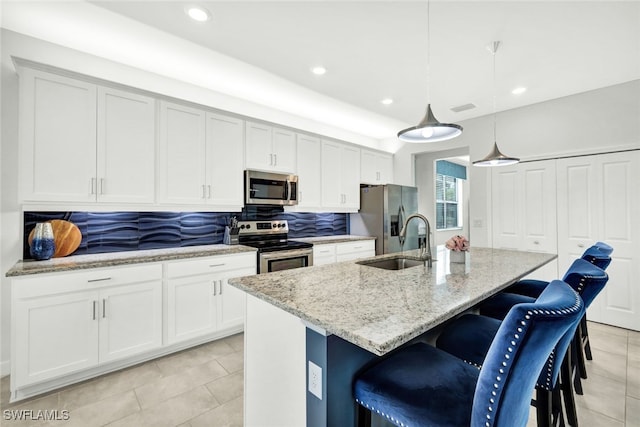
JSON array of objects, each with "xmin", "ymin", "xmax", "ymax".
[
  {"xmin": 321, "ymin": 140, "xmax": 361, "ymax": 211},
  {"xmin": 19, "ymin": 68, "xmax": 157, "ymax": 204},
  {"xmin": 295, "ymin": 133, "xmax": 322, "ymax": 209},
  {"xmin": 491, "ymin": 159, "xmax": 557, "ymax": 254},
  {"xmin": 361, "ymin": 149, "xmax": 393, "ymax": 185},
  {"xmin": 245, "ymin": 121, "xmax": 296, "ymax": 173},
  {"xmin": 97, "ymin": 87, "xmax": 156, "ymax": 203},
  {"xmin": 206, "ymin": 112, "xmax": 245, "ymax": 208},
  {"xmin": 158, "ymin": 101, "xmax": 208, "ymax": 205},
  {"xmin": 158, "ymin": 101, "xmax": 244, "ymax": 209},
  {"xmin": 19, "ymin": 69, "xmax": 98, "ymax": 203}
]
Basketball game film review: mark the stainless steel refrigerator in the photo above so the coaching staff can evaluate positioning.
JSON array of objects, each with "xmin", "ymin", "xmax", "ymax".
[{"xmin": 349, "ymin": 184, "xmax": 420, "ymax": 255}]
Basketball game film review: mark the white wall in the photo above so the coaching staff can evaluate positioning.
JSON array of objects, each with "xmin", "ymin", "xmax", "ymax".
[
  {"xmin": 415, "ymin": 150, "xmax": 470, "ymax": 246},
  {"xmin": 394, "ymin": 80, "xmax": 640, "ymax": 249}
]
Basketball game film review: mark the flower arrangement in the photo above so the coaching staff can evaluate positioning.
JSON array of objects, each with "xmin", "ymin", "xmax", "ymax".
[{"xmin": 445, "ymin": 235, "xmax": 470, "ymax": 252}]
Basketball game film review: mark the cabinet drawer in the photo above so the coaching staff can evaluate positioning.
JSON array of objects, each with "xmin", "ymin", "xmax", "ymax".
[
  {"xmin": 335, "ymin": 240, "xmax": 375, "ymax": 255},
  {"xmin": 13, "ymin": 264, "xmax": 162, "ymax": 298},
  {"xmin": 313, "ymin": 244, "xmax": 336, "ymax": 257},
  {"xmin": 166, "ymin": 253, "xmax": 255, "ymax": 278}
]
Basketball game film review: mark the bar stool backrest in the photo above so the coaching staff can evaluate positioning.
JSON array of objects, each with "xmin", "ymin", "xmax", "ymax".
[
  {"xmin": 562, "ymin": 258, "xmax": 609, "ymax": 307},
  {"xmin": 471, "ymin": 280, "xmax": 584, "ymax": 427},
  {"xmin": 581, "ymin": 246, "xmax": 612, "ymax": 269}
]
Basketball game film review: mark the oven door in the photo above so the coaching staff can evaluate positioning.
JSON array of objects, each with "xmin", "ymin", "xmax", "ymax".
[
  {"xmin": 259, "ymin": 248, "xmax": 313, "ymax": 274},
  {"xmin": 245, "ymin": 170, "xmax": 298, "ymax": 206}
]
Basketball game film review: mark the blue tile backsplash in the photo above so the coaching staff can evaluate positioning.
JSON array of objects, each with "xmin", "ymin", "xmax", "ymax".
[{"xmin": 23, "ymin": 210, "xmax": 348, "ymax": 259}]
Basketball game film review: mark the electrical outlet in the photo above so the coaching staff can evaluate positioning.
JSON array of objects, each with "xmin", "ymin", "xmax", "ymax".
[{"xmin": 308, "ymin": 361, "xmax": 322, "ymax": 399}]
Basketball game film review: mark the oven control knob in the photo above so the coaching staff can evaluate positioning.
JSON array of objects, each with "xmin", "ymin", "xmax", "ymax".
[
  {"xmin": 279, "ymin": 224, "xmax": 284, "ymax": 228},
  {"xmin": 272, "ymin": 224, "xmax": 277, "ymax": 228},
  {"xmin": 240, "ymin": 224, "xmax": 245, "ymax": 229},
  {"xmin": 246, "ymin": 224, "xmax": 251, "ymax": 229}
]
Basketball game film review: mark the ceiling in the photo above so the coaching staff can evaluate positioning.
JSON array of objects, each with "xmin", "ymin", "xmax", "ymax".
[
  {"xmin": 89, "ymin": 1, "xmax": 640, "ymax": 130},
  {"xmin": 6, "ymin": 1, "xmax": 640, "ymax": 144}
]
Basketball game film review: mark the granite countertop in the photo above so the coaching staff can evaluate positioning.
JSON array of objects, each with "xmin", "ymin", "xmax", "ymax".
[
  {"xmin": 229, "ymin": 246, "xmax": 557, "ymax": 356},
  {"xmin": 295, "ymin": 235, "xmax": 376, "ymax": 244},
  {"xmin": 6, "ymin": 245, "xmax": 257, "ymax": 277}
]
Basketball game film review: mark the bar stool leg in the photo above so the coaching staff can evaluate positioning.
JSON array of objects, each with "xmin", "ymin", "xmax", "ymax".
[
  {"xmin": 535, "ymin": 388, "xmax": 552, "ymax": 427},
  {"xmin": 356, "ymin": 403, "xmax": 372, "ymax": 427},
  {"xmin": 560, "ymin": 352, "xmax": 579, "ymax": 426},
  {"xmin": 580, "ymin": 316, "xmax": 593, "ymax": 361}
]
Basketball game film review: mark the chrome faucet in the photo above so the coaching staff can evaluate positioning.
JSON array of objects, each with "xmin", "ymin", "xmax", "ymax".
[{"xmin": 399, "ymin": 213, "xmax": 432, "ymax": 267}]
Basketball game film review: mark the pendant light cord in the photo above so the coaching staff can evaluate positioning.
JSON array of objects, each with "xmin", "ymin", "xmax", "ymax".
[
  {"xmin": 426, "ymin": 0, "xmax": 431, "ymax": 102},
  {"xmin": 492, "ymin": 41, "xmax": 499, "ymax": 143}
]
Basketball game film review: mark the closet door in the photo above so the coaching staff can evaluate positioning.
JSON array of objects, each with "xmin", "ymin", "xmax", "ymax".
[{"xmin": 557, "ymin": 151, "xmax": 640, "ymax": 330}]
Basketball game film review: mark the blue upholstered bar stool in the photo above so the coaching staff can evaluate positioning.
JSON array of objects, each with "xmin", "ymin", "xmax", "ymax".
[
  {"xmin": 506, "ymin": 244, "xmax": 612, "ymax": 298},
  {"xmin": 353, "ymin": 280, "xmax": 584, "ymax": 427},
  {"xmin": 479, "ymin": 259, "xmax": 609, "ymax": 397},
  {"xmin": 436, "ymin": 295, "xmax": 582, "ymax": 427}
]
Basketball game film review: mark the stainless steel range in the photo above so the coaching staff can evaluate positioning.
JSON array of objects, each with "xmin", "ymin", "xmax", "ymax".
[{"xmin": 237, "ymin": 220, "xmax": 313, "ymax": 274}]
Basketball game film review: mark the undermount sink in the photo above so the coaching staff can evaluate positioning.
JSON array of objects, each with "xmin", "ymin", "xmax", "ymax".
[{"xmin": 357, "ymin": 257, "xmax": 427, "ymax": 271}]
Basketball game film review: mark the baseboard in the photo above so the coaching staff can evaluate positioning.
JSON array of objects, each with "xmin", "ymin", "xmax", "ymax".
[{"xmin": 1, "ymin": 359, "xmax": 10, "ymax": 378}]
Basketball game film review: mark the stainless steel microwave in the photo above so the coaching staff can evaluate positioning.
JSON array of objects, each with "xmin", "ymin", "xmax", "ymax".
[{"xmin": 244, "ymin": 170, "xmax": 298, "ymax": 206}]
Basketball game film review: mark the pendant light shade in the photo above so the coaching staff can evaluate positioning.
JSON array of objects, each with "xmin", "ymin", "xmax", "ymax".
[
  {"xmin": 397, "ymin": 104, "xmax": 463, "ymax": 143},
  {"xmin": 473, "ymin": 41, "xmax": 519, "ymax": 167},
  {"xmin": 398, "ymin": 0, "xmax": 462, "ymax": 144},
  {"xmin": 472, "ymin": 142, "xmax": 519, "ymax": 167}
]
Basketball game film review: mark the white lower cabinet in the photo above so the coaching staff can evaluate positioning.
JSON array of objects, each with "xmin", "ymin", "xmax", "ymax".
[
  {"xmin": 12, "ymin": 264, "xmax": 162, "ymax": 388},
  {"xmin": 165, "ymin": 253, "xmax": 255, "ymax": 345},
  {"xmin": 10, "ymin": 252, "xmax": 256, "ymax": 401},
  {"xmin": 313, "ymin": 240, "xmax": 375, "ymax": 265}
]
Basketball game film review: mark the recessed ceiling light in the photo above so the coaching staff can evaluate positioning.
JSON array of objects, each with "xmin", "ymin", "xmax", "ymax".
[
  {"xmin": 185, "ymin": 6, "xmax": 211, "ymax": 22},
  {"xmin": 311, "ymin": 66, "xmax": 326, "ymax": 76},
  {"xmin": 381, "ymin": 98, "xmax": 394, "ymax": 105},
  {"xmin": 512, "ymin": 87, "xmax": 527, "ymax": 95}
]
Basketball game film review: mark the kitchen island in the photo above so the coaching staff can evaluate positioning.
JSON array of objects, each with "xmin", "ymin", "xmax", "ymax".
[{"xmin": 229, "ymin": 246, "xmax": 556, "ymax": 427}]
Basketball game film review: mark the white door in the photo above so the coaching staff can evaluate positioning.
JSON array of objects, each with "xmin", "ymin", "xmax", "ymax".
[
  {"xmin": 19, "ymin": 69, "xmax": 97, "ymax": 202},
  {"xmin": 207, "ymin": 112, "xmax": 244, "ymax": 208},
  {"xmin": 377, "ymin": 153, "xmax": 394, "ymax": 184},
  {"xmin": 521, "ymin": 161, "xmax": 557, "ymax": 253},
  {"xmin": 557, "ymin": 151, "xmax": 640, "ymax": 330},
  {"xmin": 14, "ymin": 291, "xmax": 99, "ymax": 386},
  {"xmin": 271, "ymin": 127, "xmax": 296, "ymax": 173},
  {"xmin": 245, "ymin": 121, "xmax": 273, "ymax": 171},
  {"xmin": 296, "ymin": 134, "xmax": 322, "ymax": 208},
  {"xmin": 158, "ymin": 101, "xmax": 207, "ymax": 204},
  {"xmin": 167, "ymin": 275, "xmax": 218, "ymax": 344},
  {"xmin": 491, "ymin": 165, "xmax": 521, "ymax": 250},
  {"xmin": 98, "ymin": 282, "xmax": 162, "ymax": 363},
  {"xmin": 360, "ymin": 150, "xmax": 378, "ymax": 184},
  {"xmin": 97, "ymin": 87, "xmax": 156, "ymax": 203}
]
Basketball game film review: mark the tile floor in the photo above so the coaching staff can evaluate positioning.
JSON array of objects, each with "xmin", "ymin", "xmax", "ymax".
[{"xmin": 0, "ymin": 322, "xmax": 638, "ymax": 427}]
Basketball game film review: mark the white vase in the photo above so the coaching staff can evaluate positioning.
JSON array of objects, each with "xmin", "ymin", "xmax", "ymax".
[{"xmin": 450, "ymin": 250, "xmax": 466, "ymax": 264}]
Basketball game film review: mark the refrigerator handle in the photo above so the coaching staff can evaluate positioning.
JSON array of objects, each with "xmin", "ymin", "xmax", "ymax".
[{"xmin": 398, "ymin": 204, "xmax": 406, "ymax": 246}]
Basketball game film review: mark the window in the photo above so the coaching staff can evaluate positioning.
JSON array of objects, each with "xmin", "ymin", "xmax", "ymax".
[{"xmin": 435, "ymin": 160, "xmax": 466, "ymax": 230}]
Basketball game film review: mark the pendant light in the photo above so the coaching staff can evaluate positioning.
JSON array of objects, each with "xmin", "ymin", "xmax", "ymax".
[
  {"xmin": 397, "ymin": 0, "xmax": 462, "ymax": 143},
  {"xmin": 473, "ymin": 41, "xmax": 519, "ymax": 167}
]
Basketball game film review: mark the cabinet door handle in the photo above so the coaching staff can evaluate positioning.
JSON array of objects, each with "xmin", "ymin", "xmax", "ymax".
[
  {"xmin": 577, "ymin": 243, "xmax": 585, "ymax": 248},
  {"xmin": 209, "ymin": 263, "xmax": 226, "ymax": 268},
  {"xmin": 533, "ymin": 241, "xmax": 540, "ymax": 245},
  {"xmin": 270, "ymin": 153, "xmax": 274, "ymax": 165},
  {"xmin": 213, "ymin": 280, "xmax": 217, "ymax": 296},
  {"xmin": 100, "ymin": 178, "xmax": 105, "ymax": 195},
  {"xmin": 102, "ymin": 299, "xmax": 106, "ymax": 318},
  {"xmin": 273, "ymin": 153, "xmax": 277, "ymax": 166},
  {"xmin": 207, "ymin": 185, "xmax": 212, "ymax": 199},
  {"xmin": 202, "ymin": 184, "xmax": 207, "ymax": 199},
  {"xmin": 87, "ymin": 277, "xmax": 112, "ymax": 283},
  {"xmin": 218, "ymin": 280, "xmax": 223, "ymax": 295},
  {"xmin": 90, "ymin": 178, "xmax": 96, "ymax": 195},
  {"xmin": 92, "ymin": 300, "xmax": 97, "ymax": 320}
]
